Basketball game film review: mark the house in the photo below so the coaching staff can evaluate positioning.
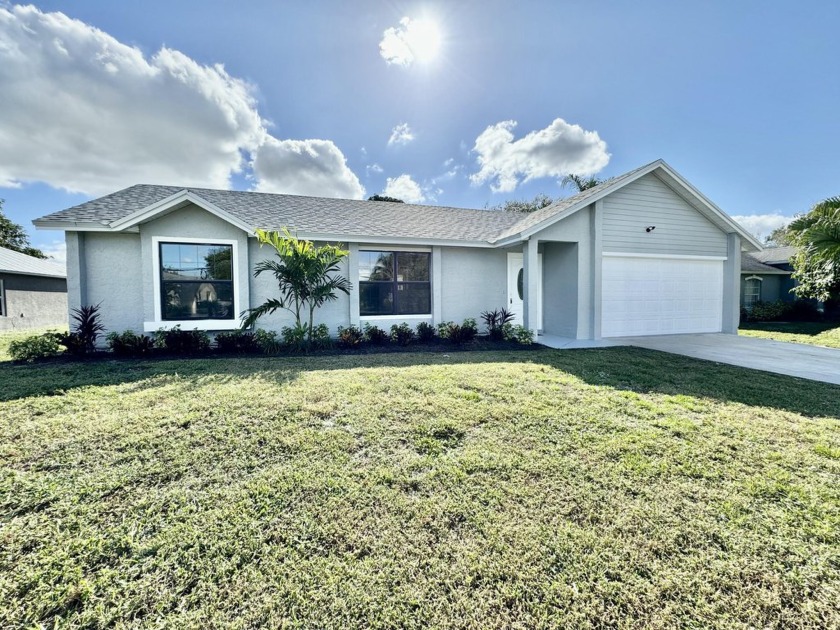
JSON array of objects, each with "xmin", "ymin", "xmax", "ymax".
[
  {"xmin": 33, "ymin": 159, "xmax": 761, "ymax": 341},
  {"xmin": 740, "ymin": 246, "xmax": 798, "ymax": 310},
  {"xmin": 0, "ymin": 246, "xmax": 67, "ymax": 331}
]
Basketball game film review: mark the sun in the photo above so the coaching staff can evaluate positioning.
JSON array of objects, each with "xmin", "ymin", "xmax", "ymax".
[{"xmin": 406, "ymin": 18, "xmax": 441, "ymax": 63}]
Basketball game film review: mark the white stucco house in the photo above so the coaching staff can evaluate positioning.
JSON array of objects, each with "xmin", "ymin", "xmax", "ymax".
[{"xmin": 33, "ymin": 159, "xmax": 761, "ymax": 341}]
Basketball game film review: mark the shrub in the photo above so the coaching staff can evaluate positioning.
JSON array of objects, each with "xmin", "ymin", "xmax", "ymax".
[
  {"xmin": 154, "ymin": 326, "xmax": 211, "ymax": 355},
  {"xmin": 390, "ymin": 322, "xmax": 415, "ymax": 346},
  {"xmin": 60, "ymin": 303, "xmax": 105, "ymax": 356},
  {"xmin": 461, "ymin": 318, "xmax": 478, "ymax": 342},
  {"xmin": 481, "ymin": 308, "xmax": 515, "ymax": 341},
  {"xmin": 747, "ymin": 301, "xmax": 788, "ymax": 322},
  {"xmin": 310, "ymin": 324, "xmax": 332, "ymax": 349},
  {"xmin": 106, "ymin": 331, "xmax": 155, "ymax": 357},
  {"xmin": 438, "ymin": 319, "xmax": 478, "ymax": 345},
  {"xmin": 504, "ymin": 324, "xmax": 534, "ymax": 345},
  {"xmin": 9, "ymin": 332, "xmax": 63, "ymax": 363},
  {"xmin": 214, "ymin": 330, "xmax": 259, "ymax": 354},
  {"xmin": 337, "ymin": 325, "xmax": 364, "ymax": 348},
  {"xmin": 744, "ymin": 299, "xmax": 823, "ymax": 323},
  {"xmin": 281, "ymin": 323, "xmax": 309, "ymax": 352},
  {"xmin": 786, "ymin": 299, "xmax": 822, "ymax": 322},
  {"xmin": 254, "ymin": 329, "xmax": 282, "ymax": 355},
  {"xmin": 415, "ymin": 321, "xmax": 436, "ymax": 343},
  {"xmin": 363, "ymin": 323, "xmax": 389, "ymax": 345}
]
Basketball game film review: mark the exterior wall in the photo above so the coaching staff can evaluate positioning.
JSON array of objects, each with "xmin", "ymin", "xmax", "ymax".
[
  {"xmin": 439, "ymin": 247, "xmax": 507, "ymax": 323},
  {"xmin": 602, "ymin": 173, "xmax": 727, "ymax": 257},
  {"xmin": 741, "ymin": 274, "xmax": 784, "ymax": 305},
  {"xmin": 84, "ymin": 232, "xmax": 143, "ymax": 333},
  {"xmin": 541, "ymin": 243, "xmax": 578, "ymax": 337},
  {"xmin": 140, "ymin": 204, "xmax": 251, "ymax": 331},
  {"xmin": 0, "ymin": 273, "xmax": 67, "ymax": 331}
]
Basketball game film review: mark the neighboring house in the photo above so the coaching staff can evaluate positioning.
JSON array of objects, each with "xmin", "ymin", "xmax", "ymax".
[
  {"xmin": 0, "ymin": 246, "xmax": 67, "ymax": 331},
  {"xmin": 33, "ymin": 159, "xmax": 761, "ymax": 341},
  {"xmin": 740, "ymin": 246, "xmax": 798, "ymax": 310}
]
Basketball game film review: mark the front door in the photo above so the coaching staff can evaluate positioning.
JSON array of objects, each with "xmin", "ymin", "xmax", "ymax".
[{"xmin": 507, "ymin": 253, "xmax": 524, "ymax": 326}]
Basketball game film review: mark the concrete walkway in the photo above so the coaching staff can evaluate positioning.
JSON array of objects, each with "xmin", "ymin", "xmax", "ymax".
[{"xmin": 613, "ymin": 333, "xmax": 840, "ymax": 385}]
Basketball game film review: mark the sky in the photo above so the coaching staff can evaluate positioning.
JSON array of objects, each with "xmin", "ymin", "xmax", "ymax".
[{"xmin": 1, "ymin": 1, "xmax": 839, "ymax": 265}]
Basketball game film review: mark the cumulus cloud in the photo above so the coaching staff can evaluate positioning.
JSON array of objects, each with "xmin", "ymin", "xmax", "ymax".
[
  {"xmin": 0, "ymin": 5, "xmax": 362, "ymax": 199},
  {"xmin": 383, "ymin": 174, "xmax": 425, "ymax": 203},
  {"xmin": 388, "ymin": 122, "xmax": 415, "ymax": 146},
  {"xmin": 39, "ymin": 240, "xmax": 67, "ymax": 267},
  {"xmin": 366, "ymin": 163, "xmax": 384, "ymax": 175},
  {"xmin": 470, "ymin": 118, "xmax": 610, "ymax": 193},
  {"xmin": 252, "ymin": 138, "xmax": 365, "ymax": 199},
  {"xmin": 731, "ymin": 213, "xmax": 794, "ymax": 242}
]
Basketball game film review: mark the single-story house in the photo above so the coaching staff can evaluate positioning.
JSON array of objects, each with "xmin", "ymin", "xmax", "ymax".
[
  {"xmin": 33, "ymin": 159, "xmax": 761, "ymax": 341},
  {"xmin": 740, "ymin": 246, "xmax": 797, "ymax": 309},
  {"xmin": 0, "ymin": 246, "xmax": 67, "ymax": 331}
]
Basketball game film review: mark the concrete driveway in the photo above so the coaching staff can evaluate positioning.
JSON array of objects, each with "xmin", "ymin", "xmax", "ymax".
[{"xmin": 615, "ymin": 333, "xmax": 840, "ymax": 385}]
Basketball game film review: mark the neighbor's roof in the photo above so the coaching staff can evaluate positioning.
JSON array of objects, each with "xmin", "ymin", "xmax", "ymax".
[
  {"xmin": 741, "ymin": 253, "xmax": 790, "ymax": 274},
  {"xmin": 0, "ymin": 246, "xmax": 65, "ymax": 278},
  {"xmin": 33, "ymin": 159, "xmax": 762, "ymax": 249},
  {"xmin": 750, "ymin": 246, "xmax": 797, "ymax": 265}
]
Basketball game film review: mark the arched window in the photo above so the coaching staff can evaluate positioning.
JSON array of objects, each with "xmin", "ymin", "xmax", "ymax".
[{"xmin": 744, "ymin": 276, "xmax": 762, "ymax": 310}]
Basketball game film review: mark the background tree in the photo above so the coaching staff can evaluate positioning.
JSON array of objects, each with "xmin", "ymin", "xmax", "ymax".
[
  {"xmin": 241, "ymin": 229, "xmax": 352, "ymax": 344},
  {"xmin": 368, "ymin": 195, "xmax": 404, "ymax": 203},
  {"xmin": 787, "ymin": 196, "xmax": 840, "ymax": 315},
  {"xmin": 0, "ymin": 199, "xmax": 47, "ymax": 258},
  {"xmin": 490, "ymin": 193, "xmax": 555, "ymax": 213},
  {"xmin": 561, "ymin": 174, "xmax": 604, "ymax": 192},
  {"xmin": 764, "ymin": 224, "xmax": 795, "ymax": 247}
]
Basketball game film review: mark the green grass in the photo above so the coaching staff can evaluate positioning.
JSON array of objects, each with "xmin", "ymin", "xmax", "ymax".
[
  {"xmin": 1, "ymin": 348, "xmax": 839, "ymax": 628},
  {"xmin": 740, "ymin": 321, "xmax": 840, "ymax": 349}
]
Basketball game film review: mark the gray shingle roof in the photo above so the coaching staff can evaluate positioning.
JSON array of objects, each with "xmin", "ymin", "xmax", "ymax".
[
  {"xmin": 0, "ymin": 246, "xmax": 66, "ymax": 278},
  {"xmin": 750, "ymin": 246, "xmax": 797, "ymax": 265},
  {"xmin": 741, "ymin": 253, "xmax": 790, "ymax": 274},
  {"xmin": 35, "ymin": 185, "xmax": 527, "ymax": 243}
]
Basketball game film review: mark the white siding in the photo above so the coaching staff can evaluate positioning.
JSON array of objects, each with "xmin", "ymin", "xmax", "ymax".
[
  {"xmin": 602, "ymin": 173, "xmax": 727, "ymax": 256},
  {"xmin": 439, "ymin": 247, "xmax": 507, "ymax": 322}
]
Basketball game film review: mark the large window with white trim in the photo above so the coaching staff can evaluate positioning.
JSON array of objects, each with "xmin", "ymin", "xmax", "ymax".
[
  {"xmin": 159, "ymin": 242, "xmax": 234, "ymax": 320},
  {"xmin": 744, "ymin": 277, "xmax": 762, "ymax": 310},
  {"xmin": 359, "ymin": 250, "xmax": 431, "ymax": 316}
]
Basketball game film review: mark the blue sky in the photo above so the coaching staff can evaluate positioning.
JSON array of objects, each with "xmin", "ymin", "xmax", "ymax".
[{"xmin": 2, "ymin": 1, "xmax": 839, "ymax": 262}]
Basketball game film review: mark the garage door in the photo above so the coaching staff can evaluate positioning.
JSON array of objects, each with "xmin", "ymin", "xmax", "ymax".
[{"xmin": 601, "ymin": 256, "xmax": 723, "ymax": 337}]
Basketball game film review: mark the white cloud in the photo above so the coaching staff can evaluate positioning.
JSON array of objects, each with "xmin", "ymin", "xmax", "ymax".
[
  {"xmin": 38, "ymin": 240, "xmax": 67, "ymax": 267},
  {"xmin": 388, "ymin": 123, "xmax": 415, "ymax": 146},
  {"xmin": 252, "ymin": 138, "xmax": 365, "ymax": 199},
  {"xmin": 383, "ymin": 174, "xmax": 425, "ymax": 203},
  {"xmin": 731, "ymin": 213, "xmax": 794, "ymax": 242},
  {"xmin": 0, "ymin": 5, "xmax": 363, "ymax": 199},
  {"xmin": 470, "ymin": 118, "xmax": 610, "ymax": 193},
  {"xmin": 379, "ymin": 17, "xmax": 441, "ymax": 67},
  {"xmin": 366, "ymin": 163, "xmax": 384, "ymax": 175}
]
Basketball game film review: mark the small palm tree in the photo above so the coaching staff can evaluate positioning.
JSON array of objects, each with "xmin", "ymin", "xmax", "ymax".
[
  {"xmin": 561, "ymin": 174, "xmax": 603, "ymax": 193},
  {"xmin": 788, "ymin": 196, "xmax": 840, "ymax": 308},
  {"xmin": 241, "ymin": 229, "xmax": 352, "ymax": 344}
]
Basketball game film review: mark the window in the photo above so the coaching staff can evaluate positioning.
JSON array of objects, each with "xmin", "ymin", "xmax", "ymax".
[
  {"xmin": 359, "ymin": 250, "xmax": 431, "ymax": 316},
  {"xmin": 0, "ymin": 279, "xmax": 5, "ymax": 317},
  {"xmin": 159, "ymin": 242, "xmax": 234, "ymax": 320},
  {"xmin": 744, "ymin": 277, "xmax": 762, "ymax": 310}
]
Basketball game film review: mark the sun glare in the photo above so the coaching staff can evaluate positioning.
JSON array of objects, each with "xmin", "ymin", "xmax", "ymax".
[{"xmin": 406, "ymin": 18, "xmax": 441, "ymax": 63}]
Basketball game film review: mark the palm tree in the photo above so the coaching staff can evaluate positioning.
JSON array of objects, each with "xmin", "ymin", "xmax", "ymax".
[
  {"xmin": 561, "ymin": 174, "xmax": 603, "ymax": 193},
  {"xmin": 241, "ymin": 228, "xmax": 352, "ymax": 344},
  {"xmin": 787, "ymin": 196, "xmax": 840, "ymax": 308}
]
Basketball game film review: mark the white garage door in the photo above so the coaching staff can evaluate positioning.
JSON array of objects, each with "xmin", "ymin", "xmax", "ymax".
[{"xmin": 602, "ymin": 256, "xmax": 723, "ymax": 337}]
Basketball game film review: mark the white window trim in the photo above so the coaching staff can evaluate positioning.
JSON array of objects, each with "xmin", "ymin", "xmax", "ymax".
[
  {"xmin": 358, "ymin": 248, "xmax": 433, "ymax": 317},
  {"xmin": 743, "ymin": 276, "xmax": 762, "ymax": 309},
  {"xmin": 144, "ymin": 235, "xmax": 242, "ymax": 332}
]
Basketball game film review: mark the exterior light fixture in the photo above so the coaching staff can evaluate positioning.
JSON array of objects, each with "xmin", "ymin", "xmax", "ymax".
[{"xmin": 645, "ymin": 225, "xmax": 656, "ymax": 233}]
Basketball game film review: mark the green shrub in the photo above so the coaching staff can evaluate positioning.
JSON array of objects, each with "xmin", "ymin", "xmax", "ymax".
[
  {"xmin": 461, "ymin": 318, "xmax": 478, "ymax": 342},
  {"xmin": 106, "ymin": 331, "xmax": 155, "ymax": 357},
  {"xmin": 60, "ymin": 303, "xmax": 106, "ymax": 356},
  {"xmin": 390, "ymin": 323, "xmax": 415, "ymax": 346},
  {"xmin": 337, "ymin": 325, "xmax": 364, "ymax": 348},
  {"xmin": 437, "ymin": 319, "xmax": 478, "ymax": 345},
  {"xmin": 415, "ymin": 321, "xmax": 436, "ymax": 343},
  {"xmin": 481, "ymin": 308, "xmax": 515, "ymax": 341},
  {"xmin": 310, "ymin": 324, "xmax": 332, "ymax": 349},
  {"xmin": 154, "ymin": 326, "xmax": 211, "ymax": 355},
  {"xmin": 214, "ymin": 330, "xmax": 259, "ymax": 354},
  {"xmin": 363, "ymin": 324, "xmax": 389, "ymax": 345},
  {"xmin": 9, "ymin": 332, "xmax": 63, "ymax": 363},
  {"xmin": 504, "ymin": 324, "xmax": 534, "ymax": 345},
  {"xmin": 254, "ymin": 329, "xmax": 281, "ymax": 354},
  {"xmin": 281, "ymin": 324, "xmax": 309, "ymax": 352},
  {"xmin": 745, "ymin": 299, "xmax": 823, "ymax": 323}
]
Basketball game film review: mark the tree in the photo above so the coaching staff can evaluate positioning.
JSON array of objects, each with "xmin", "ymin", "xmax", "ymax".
[
  {"xmin": 368, "ymin": 194, "xmax": 404, "ymax": 203},
  {"xmin": 0, "ymin": 199, "xmax": 46, "ymax": 258},
  {"xmin": 241, "ymin": 228, "xmax": 352, "ymax": 343},
  {"xmin": 490, "ymin": 193, "xmax": 555, "ymax": 213},
  {"xmin": 764, "ymin": 225, "xmax": 795, "ymax": 247},
  {"xmin": 561, "ymin": 174, "xmax": 603, "ymax": 193},
  {"xmin": 787, "ymin": 196, "xmax": 840, "ymax": 311}
]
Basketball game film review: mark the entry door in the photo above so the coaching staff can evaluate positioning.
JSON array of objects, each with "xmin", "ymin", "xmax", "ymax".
[{"xmin": 507, "ymin": 253, "xmax": 524, "ymax": 326}]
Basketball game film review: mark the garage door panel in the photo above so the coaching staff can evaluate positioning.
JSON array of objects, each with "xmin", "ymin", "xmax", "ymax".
[{"xmin": 602, "ymin": 257, "xmax": 723, "ymax": 337}]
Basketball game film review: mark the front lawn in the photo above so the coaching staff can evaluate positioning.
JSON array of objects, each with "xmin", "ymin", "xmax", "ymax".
[
  {"xmin": 740, "ymin": 321, "xmax": 840, "ymax": 349},
  {"xmin": 1, "ymin": 350, "xmax": 839, "ymax": 628}
]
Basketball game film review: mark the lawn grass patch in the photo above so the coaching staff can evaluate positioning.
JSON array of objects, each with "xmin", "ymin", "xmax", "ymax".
[
  {"xmin": 1, "ymin": 348, "xmax": 839, "ymax": 628},
  {"xmin": 740, "ymin": 321, "xmax": 840, "ymax": 349}
]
